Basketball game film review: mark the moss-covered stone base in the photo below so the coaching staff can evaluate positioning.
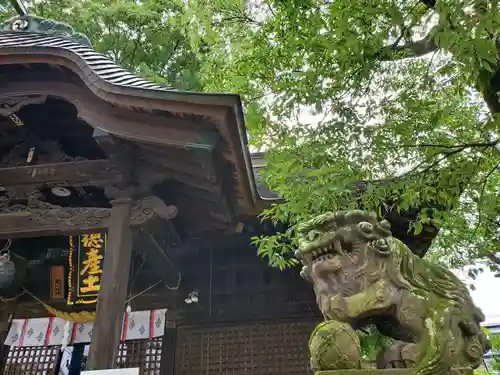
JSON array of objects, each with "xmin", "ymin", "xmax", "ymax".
[
  {"xmin": 315, "ymin": 370, "xmax": 412, "ymax": 375},
  {"xmin": 315, "ymin": 369, "xmax": 473, "ymax": 375}
]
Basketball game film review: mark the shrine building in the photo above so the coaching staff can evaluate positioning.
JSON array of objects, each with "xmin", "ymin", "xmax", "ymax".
[{"xmin": 0, "ymin": 8, "xmax": 441, "ymax": 375}]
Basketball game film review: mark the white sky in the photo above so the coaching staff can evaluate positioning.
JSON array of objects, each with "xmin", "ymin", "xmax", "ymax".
[{"xmin": 455, "ymin": 266, "xmax": 500, "ymax": 325}]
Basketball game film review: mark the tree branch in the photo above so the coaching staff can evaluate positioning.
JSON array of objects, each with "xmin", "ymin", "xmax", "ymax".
[
  {"xmin": 470, "ymin": 161, "xmax": 500, "ymax": 239},
  {"xmin": 488, "ymin": 253, "xmax": 500, "ymax": 266},
  {"xmin": 165, "ymin": 39, "xmax": 181, "ymax": 64},
  {"xmin": 419, "ymin": 0, "xmax": 435, "ymax": 9},
  {"xmin": 378, "ymin": 36, "xmax": 438, "ymax": 61},
  {"xmin": 401, "ymin": 139, "xmax": 500, "ymax": 149},
  {"xmin": 411, "ymin": 146, "xmax": 466, "ymax": 176},
  {"xmin": 480, "ymin": 69, "xmax": 500, "ymax": 115}
]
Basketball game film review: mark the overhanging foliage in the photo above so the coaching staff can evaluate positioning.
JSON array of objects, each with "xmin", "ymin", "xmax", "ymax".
[{"xmin": 3, "ymin": 0, "xmax": 500, "ymax": 274}]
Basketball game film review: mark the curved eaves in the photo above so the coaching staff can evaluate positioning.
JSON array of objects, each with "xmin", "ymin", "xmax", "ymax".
[
  {"xmin": 0, "ymin": 31, "xmax": 266, "ymax": 211},
  {"xmin": 0, "ymin": 32, "xmax": 170, "ymax": 90},
  {"xmin": 0, "ymin": 31, "xmax": 239, "ymax": 107}
]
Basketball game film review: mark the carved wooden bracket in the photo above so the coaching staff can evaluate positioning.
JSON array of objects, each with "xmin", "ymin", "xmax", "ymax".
[
  {"xmin": 130, "ymin": 196, "xmax": 178, "ymax": 226},
  {"xmin": 0, "ymin": 195, "xmax": 177, "ymax": 239},
  {"xmin": 0, "ymin": 95, "xmax": 48, "ymax": 117}
]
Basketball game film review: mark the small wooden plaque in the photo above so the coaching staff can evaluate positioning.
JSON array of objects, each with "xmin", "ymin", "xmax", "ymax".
[{"xmin": 50, "ymin": 265, "xmax": 65, "ymax": 300}]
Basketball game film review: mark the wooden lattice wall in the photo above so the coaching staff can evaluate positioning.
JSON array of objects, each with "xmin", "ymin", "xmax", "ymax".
[
  {"xmin": 3, "ymin": 345, "xmax": 60, "ymax": 375},
  {"xmin": 179, "ymin": 240, "xmax": 321, "ymax": 325},
  {"xmin": 1, "ymin": 337, "xmax": 164, "ymax": 375},
  {"xmin": 115, "ymin": 337, "xmax": 163, "ymax": 375},
  {"xmin": 176, "ymin": 320, "xmax": 317, "ymax": 375},
  {"xmin": 174, "ymin": 237, "xmax": 321, "ymax": 375}
]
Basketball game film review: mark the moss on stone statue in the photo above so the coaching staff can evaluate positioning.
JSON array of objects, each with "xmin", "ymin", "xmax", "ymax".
[
  {"xmin": 309, "ymin": 320, "xmax": 361, "ymax": 371},
  {"xmin": 296, "ymin": 210, "xmax": 490, "ymax": 375},
  {"xmin": 316, "ymin": 370, "xmax": 415, "ymax": 375}
]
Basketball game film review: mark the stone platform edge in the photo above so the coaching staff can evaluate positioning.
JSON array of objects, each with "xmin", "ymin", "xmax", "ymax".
[{"xmin": 315, "ymin": 369, "xmax": 473, "ymax": 375}]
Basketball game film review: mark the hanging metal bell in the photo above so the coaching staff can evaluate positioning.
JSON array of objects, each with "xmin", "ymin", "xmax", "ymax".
[{"xmin": 0, "ymin": 258, "xmax": 15, "ymax": 289}]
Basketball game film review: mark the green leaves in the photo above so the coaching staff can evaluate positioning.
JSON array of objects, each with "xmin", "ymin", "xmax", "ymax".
[
  {"xmin": 413, "ymin": 221, "xmax": 424, "ymax": 236},
  {"xmin": 2, "ymin": 0, "xmax": 205, "ymax": 91},
  {"xmin": 475, "ymin": 329, "xmax": 500, "ymax": 375},
  {"xmin": 5, "ymin": 0, "xmax": 500, "ymax": 273},
  {"xmin": 251, "ymin": 232, "xmax": 299, "ymax": 270},
  {"xmin": 358, "ymin": 326, "xmax": 392, "ymax": 363},
  {"xmin": 217, "ymin": 0, "xmax": 500, "ymax": 270}
]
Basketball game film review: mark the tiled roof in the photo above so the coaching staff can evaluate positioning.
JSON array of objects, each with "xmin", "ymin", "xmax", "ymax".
[{"xmin": 0, "ymin": 31, "xmax": 173, "ymax": 92}]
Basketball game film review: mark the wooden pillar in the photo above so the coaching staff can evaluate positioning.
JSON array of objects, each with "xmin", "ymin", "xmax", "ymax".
[
  {"xmin": 87, "ymin": 198, "xmax": 133, "ymax": 370},
  {"xmin": 0, "ymin": 302, "xmax": 16, "ymax": 374},
  {"xmin": 160, "ymin": 320, "xmax": 176, "ymax": 375}
]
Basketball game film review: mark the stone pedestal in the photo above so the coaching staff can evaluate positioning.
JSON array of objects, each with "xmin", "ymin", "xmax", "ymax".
[
  {"xmin": 315, "ymin": 370, "xmax": 473, "ymax": 375},
  {"xmin": 316, "ymin": 370, "xmax": 413, "ymax": 375}
]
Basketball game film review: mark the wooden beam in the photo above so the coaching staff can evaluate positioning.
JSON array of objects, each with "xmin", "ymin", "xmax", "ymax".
[
  {"xmin": 0, "ymin": 160, "xmax": 123, "ymax": 189},
  {"xmin": 0, "ymin": 95, "xmax": 46, "ymax": 117},
  {"xmin": 135, "ymin": 229, "xmax": 181, "ymax": 288},
  {"xmin": 0, "ymin": 196, "xmax": 177, "ymax": 239},
  {"xmin": 0, "ymin": 301, "xmax": 16, "ymax": 371},
  {"xmin": 10, "ymin": 82, "xmax": 220, "ymax": 151},
  {"xmin": 87, "ymin": 198, "xmax": 133, "ymax": 370}
]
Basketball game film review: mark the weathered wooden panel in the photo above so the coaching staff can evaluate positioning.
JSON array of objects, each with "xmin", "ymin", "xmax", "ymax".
[
  {"xmin": 176, "ymin": 320, "xmax": 317, "ymax": 375},
  {"xmin": 178, "ymin": 241, "xmax": 320, "ymax": 324}
]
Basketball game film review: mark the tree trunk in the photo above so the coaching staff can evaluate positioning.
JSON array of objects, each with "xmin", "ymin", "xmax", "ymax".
[{"xmin": 482, "ymin": 69, "xmax": 500, "ymax": 115}]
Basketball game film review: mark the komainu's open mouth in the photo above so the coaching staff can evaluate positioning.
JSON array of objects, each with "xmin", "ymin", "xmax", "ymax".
[
  {"xmin": 311, "ymin": 248, "xmax": 336, "ymax": 264},
  {"xmin": 297, "ymin": 229, "xmax": 355, "ymax": 267},
  {"xmin": 296, "ymin": 210, "xmax": 391, "ymax": 266},
  {"xmin": 306, "ymin": 238, "xmax": 355, "ymax": 264},
  {"xmin": 309, "ymin": 242, "xmax": 334, "ymax": 260}
]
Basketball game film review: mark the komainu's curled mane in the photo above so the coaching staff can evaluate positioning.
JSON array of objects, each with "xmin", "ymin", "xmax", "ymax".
[{"xmin": 296, "ymin": 210, "xmax": 490, "ymax": 375}]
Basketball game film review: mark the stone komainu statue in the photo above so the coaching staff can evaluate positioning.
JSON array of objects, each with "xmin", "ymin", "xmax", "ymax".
[{"xmin": 296, "ymin": 210, "xmax": 490, "ymax": 375}]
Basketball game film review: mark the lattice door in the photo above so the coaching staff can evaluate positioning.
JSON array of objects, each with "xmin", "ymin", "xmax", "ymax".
[
  {"xmin": 115, "ymin": 337, "xmax": 163, "ymax": 375},
  {"xmin": 176, "ymin": 320, "xmax": 317, "ymax": 375},
  {"xmin": 4, "ymin": 345, "xmax": 60, "ymax": 375}
]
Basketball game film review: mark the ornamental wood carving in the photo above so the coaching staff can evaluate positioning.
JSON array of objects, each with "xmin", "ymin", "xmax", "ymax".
[
  {"xmin": 0, "ymin": 95, "xmax": 47, "ymax": 117},
  {"xmin": 0, "ymin": 196, "xmax": 53, "ymax": 213},
  {"xmin": 0, "ymin": 160, "xmax": 124, "ymax": 190},
  {"xmin": 129, "ymin": 195, "xmax": 178, "ymax": 226},
  {"xmin": 0, "ymin": 195, "xmax": 177, "ymax": 238},
  {"xmin": 0, "ymin": 140, "xmax": 83, "ymax": 168}
]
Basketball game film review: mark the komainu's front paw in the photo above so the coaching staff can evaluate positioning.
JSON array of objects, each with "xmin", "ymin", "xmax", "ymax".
[{"xmin": 328, "ymin": 294, "xmax": 348, "ymax": 321}]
